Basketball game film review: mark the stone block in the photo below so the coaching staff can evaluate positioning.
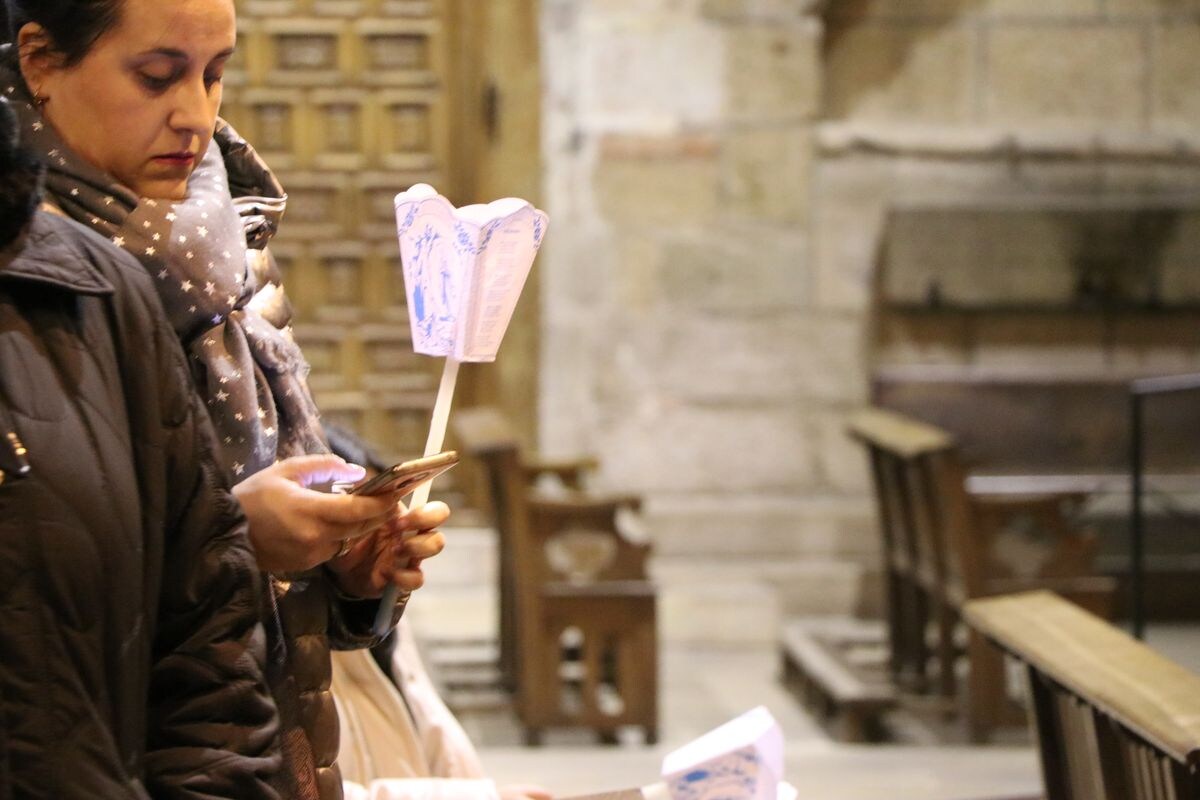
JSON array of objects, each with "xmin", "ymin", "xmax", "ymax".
[
  {"xmin": 1101, "ymin": 161, "xmax": 1200, "ymax": 197},
  {"xmin": 596, "ymin": 404, "xmax": 818, "ymax": 494},
  {"xmin": 1107, "ymin": 0, "xmax": 1200, "ymax": 14},
  {"xmin": 612, "ymin": 233, "xmax": 668, "ymax": 315},
  {"xmin": 809, "ymin": 409, "xmax": 873, "ymax": 494},
  {"xmin": 791, "ymin": 313, "xmax": 871, "ymax": 403},
  {"xmin": 822, "ymin": 0, "xmax": 972, "ymax": 21},
  {"xmin": 538, "ymin": 318, "xmax": 604, "ymax": 458},
  {"xmin": 593, "ymin": 143, "xmax": 722, "ymax": 228},
  {"xmin": 541, "ymin": 225, "xmax": 621, "ymax": 313},
  {"xmin": 618, "ymin": 308, "xmax": 867, "ymax": 406},
  {"xmin": 702, "ymin": 0, "xmax": 825, "ymax": 19},
  {"xmin": 824, "ymin": 23, "xmax": 974, "ymax": 123},
  {"xmin": 810, "ymin": 158, "xmax": 896, "ymax": 311},
  {"xmin": 657, "ymin": 228, "xmax": 809, "ymax": 312},
  {"xmin": 643, "ymin": 494, "xmax": 877, "ymax": 560},
  {"xmin": 970, "ymin": 313, "xmax": 1108, "ymax": 370},
  {"xmin": 890, "ymin": 156, "xmax": 1029, "ymax": 201},
  {"xmin": 812, "ymin": 212, "xmax": 881, "ymax": 312},
  {"xmin": 1152, "ymin": 23, "xmax": 1200, "ymax": 132},
  {"xmin": 984, "ymin": 24, "xmax": 1148, "ymax": 126},
  {"xmin": 721, "ymin": 125, "xmax": 814, "ymax": 224},
  {"xmin": 981, "ymin": 0, "xmax": 1102, "ymax": 13},
  {"xmin": 580, "ymin": 17, "xmax": 726, "ymax": 127},
  {"xmin": 726, "ymin": 19, "xmax": 822, "ymax": 120},
  {"xmin": 651, "ymin": 315, "xmax": 812, "ymax": 403},
  {"xmin": 823, "ymin": 0, "xmax": 1102, "ymax": 19}
]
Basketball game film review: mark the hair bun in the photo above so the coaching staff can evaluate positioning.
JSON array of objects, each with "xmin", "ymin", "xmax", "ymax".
[
  {"xmin": 0, "ymin": 93, "xmax": 44, "ymax": 247},
  {"xmin": 0, "ymin": 96, "xmax": 18, "ymax": 165}
]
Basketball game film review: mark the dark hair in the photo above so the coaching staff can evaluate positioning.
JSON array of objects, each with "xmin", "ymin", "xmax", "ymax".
[
  {"xmin": 7, "ymin": 0, "xmax": 123, "ymax": 67},
  {"xmin": 0, "ymin": 97, "xmax": 44, "ymax": 247}
]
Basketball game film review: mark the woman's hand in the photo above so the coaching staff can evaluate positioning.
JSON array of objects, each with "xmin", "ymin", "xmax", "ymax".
[
  {"xmin": 326, "ymin": 501, "xmax": 449, "ymax": 599},
  {"xmin": 232, "ymin": 454, "xmax": 399, "ymax": 574}
]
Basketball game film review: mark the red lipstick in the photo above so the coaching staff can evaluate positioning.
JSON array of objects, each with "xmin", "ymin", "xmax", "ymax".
[{"xmin": 153, "ymin": 151, "xmax": 196, "ymax": 166}]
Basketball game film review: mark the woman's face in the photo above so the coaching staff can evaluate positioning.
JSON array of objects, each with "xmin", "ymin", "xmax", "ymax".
[{"xmin": 27, "ymin": 0, "xmax": 236, "ymax": 200}]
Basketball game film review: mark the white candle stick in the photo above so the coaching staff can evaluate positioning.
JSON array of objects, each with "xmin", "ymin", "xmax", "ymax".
[{"xmin": 373, "ymin": 357, "xmax": 461, "ymax": 636}]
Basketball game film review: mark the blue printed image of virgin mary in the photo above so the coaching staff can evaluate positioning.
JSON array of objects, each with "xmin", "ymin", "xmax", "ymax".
[{"xmin": 404, "ymin": 221, "xmax": 461, "ymax": 356}]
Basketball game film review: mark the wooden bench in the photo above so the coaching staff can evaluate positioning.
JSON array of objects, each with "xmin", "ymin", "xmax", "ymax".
[
  {"xmin": 780, "ymin": 619, "xmax": 897, "ymax": 742},
  {"xmin": 967, "ymin": 591, "xmax": 1200, "ymax": 799},
  {"xmin": 453, "ymin": 407, "xmax": 658, "ymax": 745},
  {"xmin": 848, "ymin": 407, "xmax": 1116, "ymax": 741}
]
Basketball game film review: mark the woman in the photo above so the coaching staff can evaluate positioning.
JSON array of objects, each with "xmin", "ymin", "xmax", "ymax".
[
  {"xmin": 2, "ymin": 2, "xmax": 448, "ymax": 798},
  {"xmin": 0, "ymin": 96, "xmax": 280, "ymax": 798}
]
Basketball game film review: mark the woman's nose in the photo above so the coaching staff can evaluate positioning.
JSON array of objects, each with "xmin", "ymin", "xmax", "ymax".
[{"xmin": 169, "ymin": 77, "xmax": 215, "ymax": 136}]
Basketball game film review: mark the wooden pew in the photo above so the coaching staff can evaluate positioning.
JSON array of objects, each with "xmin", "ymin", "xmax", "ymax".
[
  {"xmin": 967, "ymin": 591, "xmax": 1200, "ymax": 799},
  {"xmin": 874, "ymin": 366, "xmax": 1200, "ymax": 479},
  {"xmin": 847, "ymin": 407, "xmax": 1116, "ymax": 740},
  {"xmin": 874, "ymin": 366, "xmax": 1200, "ymax": 617},
  {"xmin": 453, "ymin": 407, "xmax": 658, "ymax": 745}
]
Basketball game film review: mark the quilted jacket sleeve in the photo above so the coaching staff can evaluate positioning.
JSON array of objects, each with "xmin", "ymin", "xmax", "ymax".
[{"xmin": 142, "ymin": 321, "xmax": 283, "ymax": 800}]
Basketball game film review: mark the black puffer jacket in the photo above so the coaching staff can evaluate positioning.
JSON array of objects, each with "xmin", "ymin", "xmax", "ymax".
[{"xmin": 0, "ymin": 100, "xmax": 281, "ymax": 799}]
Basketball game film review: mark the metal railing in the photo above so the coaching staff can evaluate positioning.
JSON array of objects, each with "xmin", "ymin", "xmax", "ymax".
[{"xmin": 1130, "ymin": 372, "xmax": 1200, "ymax": 639}]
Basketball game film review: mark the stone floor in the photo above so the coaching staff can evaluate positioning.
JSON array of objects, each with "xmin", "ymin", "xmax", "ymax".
[{"xmin": 403, "ymin": 525, "xmax": 1200, "ymax": 800}]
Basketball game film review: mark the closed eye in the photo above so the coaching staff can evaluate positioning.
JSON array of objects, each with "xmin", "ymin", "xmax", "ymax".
[{"xmin": 138, "ymin": 70, "xmax": 180, "ymax": 93}]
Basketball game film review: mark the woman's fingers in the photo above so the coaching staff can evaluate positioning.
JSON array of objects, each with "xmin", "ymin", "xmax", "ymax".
[
  {"xmin": 400, "ymin": 530, "xmax": 446, "ymax": 560},
  {"xmin": 398, "ymin": 500, "xmax": 451, "ymax": 532},
  {"xmin": 299, "ymin": 490, "xmax": 396, "ymax": 527},
  {"xmin": 389, "ymin": 566, "xmax": 426, "ymax": 592}
]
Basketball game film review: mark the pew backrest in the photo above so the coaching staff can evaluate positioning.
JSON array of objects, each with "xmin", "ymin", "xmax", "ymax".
[{"xmin": 874, "ymin": 366, "xmax": 1200, "ymax": 477}]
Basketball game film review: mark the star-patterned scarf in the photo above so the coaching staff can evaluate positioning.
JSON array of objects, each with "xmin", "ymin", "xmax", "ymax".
[{"xmin": 2, "ymin": 50, "xmax": 327, "ymax": 481}]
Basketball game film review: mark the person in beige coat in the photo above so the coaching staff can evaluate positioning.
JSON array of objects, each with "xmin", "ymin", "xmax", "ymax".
[{"xmin": 322, "ymin": 427, "xmax": 551, "ymax": 800}]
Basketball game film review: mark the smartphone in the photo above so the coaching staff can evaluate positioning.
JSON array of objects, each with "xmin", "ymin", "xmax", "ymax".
[{"xmin": 346, "ymin": 450, "xmax": 460, "ymax": 497}]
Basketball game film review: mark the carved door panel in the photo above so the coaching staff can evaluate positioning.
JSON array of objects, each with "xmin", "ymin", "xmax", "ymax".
[{"xmin": 223, "ymin": 0, "xmax": 454, "ymax": 460}]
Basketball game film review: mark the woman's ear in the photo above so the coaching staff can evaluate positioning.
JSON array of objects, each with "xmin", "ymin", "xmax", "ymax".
[{"xmin": 15, "ymin": 22, "xmax": 58, "ymax": 99}]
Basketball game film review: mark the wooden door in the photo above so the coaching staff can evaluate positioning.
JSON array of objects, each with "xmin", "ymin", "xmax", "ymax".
[{"xmin": 445, "ymin": 0, "xmax": 543, "ymax": 450}]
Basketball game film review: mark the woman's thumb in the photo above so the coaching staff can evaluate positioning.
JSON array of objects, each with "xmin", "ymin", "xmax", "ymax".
[{"xmin": 276, "ymin": 454, "xmax": 366, "ymax": 487}]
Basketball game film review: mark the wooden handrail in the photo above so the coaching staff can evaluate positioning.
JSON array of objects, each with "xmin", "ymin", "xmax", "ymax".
[{"xmin": 966, "ymin": 590, "xmax": 1200, "ymax": 767}]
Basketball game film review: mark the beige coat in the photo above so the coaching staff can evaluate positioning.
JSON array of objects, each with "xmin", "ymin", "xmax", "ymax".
[{"xmin": 333, "ymin": 619, "xmax": 498, "ymax": 800}]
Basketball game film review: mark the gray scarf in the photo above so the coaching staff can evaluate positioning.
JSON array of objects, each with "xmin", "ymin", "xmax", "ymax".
[{"xmin": 2, "ymin": 51, "xmax": 327, "ymax": 479}]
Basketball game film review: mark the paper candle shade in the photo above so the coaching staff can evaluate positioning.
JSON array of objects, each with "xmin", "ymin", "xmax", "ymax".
[{"xmin": 394, "ymin": 183, "xmax": 548, "ymax": 363}]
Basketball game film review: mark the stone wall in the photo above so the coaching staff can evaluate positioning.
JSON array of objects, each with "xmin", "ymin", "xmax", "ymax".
[{"xmin": 537, "ymin": 0, "xmax": 1200, "ymax": 643}]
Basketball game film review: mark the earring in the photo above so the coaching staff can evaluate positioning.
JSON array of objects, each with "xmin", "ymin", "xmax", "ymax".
[{"xmin": 32, "ymin": 90, "xmax": 48, "ymax": 108}]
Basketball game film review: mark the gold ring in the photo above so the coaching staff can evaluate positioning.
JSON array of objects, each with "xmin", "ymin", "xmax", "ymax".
[{"xmin": 335, "ymin": 538, "xmax": 353, "ymax": 559}]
